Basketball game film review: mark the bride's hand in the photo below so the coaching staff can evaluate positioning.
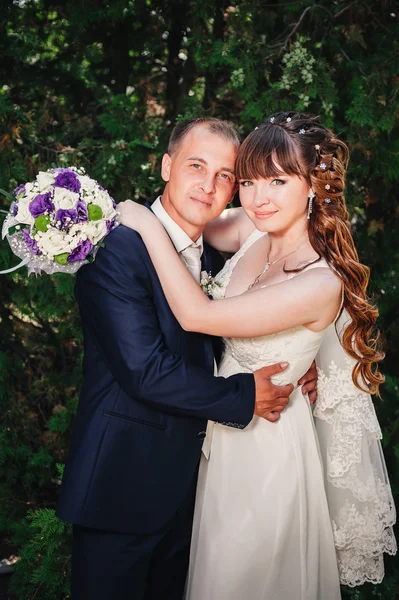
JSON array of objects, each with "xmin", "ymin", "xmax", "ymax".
[{"xmin": 117, "ymin": 200, "xmax": 156, "ymax": 234}]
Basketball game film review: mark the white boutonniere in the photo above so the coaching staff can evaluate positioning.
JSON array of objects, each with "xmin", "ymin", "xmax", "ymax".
[{"xmin": 200, "ymin": 270, "xmax": 223, "ymax": 299}]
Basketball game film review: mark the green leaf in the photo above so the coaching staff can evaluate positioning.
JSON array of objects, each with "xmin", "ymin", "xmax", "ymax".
[
  {"xmin": 0, "ymin": 188, "xmax": 17, "ymax": 202},
  {"xmin": 87, "ymin": 203, "xmax": 103, "ymax": 220},
  {"xmin": 54, "ymin": 253, "xmax": 69, "ymax": 265},
  {"xmin": 35, "ymin": 214, "xmax": 51, "ymax": 232},
  {"xmin": 8, "ymin": 223, "xmax": 29, "ymax": 236}
]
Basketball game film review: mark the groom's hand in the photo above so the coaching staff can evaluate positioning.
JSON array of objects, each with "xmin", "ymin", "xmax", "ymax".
[
  {"xmin": 253, "ymin": 362, "xmax": 294, "ymax": 423},
  {"xmin": 297, "ymin": 360, "xmax": 318, "ymax": 405}
]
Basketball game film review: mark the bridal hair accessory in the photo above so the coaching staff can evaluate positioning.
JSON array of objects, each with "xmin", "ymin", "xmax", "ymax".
[
  {"xmin": 299, "ymin": 128, "xmax": 306, "ymax": 135},
  {"xmin": 324, "ymin": 198, "xmax": 332, "ymax": 204},
  {"xmin": 319, "ymin": 163, "xmax": 327, "ymax": 170},
  {"xmin": 307, "ymin": 190, "xmax": 316, "ymax": 219},
  {"xmin": 0, "ymin": 167, "xmax": 118, "ymax": 276}
]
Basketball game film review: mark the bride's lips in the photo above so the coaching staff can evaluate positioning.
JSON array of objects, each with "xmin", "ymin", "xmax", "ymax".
[{"xmin": 254, "ymin": 210, "xmax": 278, "ymax": 219}]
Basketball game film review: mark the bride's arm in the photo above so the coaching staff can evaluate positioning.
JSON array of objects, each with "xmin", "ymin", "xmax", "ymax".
[
  {"xmin": 118, "ymin": 201, "xmax": 342, "ymax": 338},
  {"xmin": 203, "ymin": 207, "xmax": 256, "ymax": 253}
]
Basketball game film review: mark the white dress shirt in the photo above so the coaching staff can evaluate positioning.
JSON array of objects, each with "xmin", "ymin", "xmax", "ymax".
[{"xmin": 151, "ymin": 197, "xmax": 203, "ymax": 282}]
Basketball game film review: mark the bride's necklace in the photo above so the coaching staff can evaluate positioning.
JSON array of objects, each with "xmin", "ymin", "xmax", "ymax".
[{"xmin": 247, "ymin": 234, "xmax": 309, "ymax": 290}]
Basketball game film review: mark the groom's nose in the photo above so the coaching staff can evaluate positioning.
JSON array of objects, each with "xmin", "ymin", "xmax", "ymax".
[{"xmin": 199, "ymin": 174, "xmax": 216, "ymax": 195}]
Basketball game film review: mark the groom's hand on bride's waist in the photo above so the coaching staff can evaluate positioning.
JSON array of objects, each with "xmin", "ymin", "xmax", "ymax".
[
  {"xmin": 297, "ymin": 360, "xmax": 318, "ymax": 405},
  {"xmin": 253, "ymin": 362, "xmax": 294, "ymax": 423}
]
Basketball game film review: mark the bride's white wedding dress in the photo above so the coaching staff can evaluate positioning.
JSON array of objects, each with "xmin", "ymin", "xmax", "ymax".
[{"xmin": 185, "ymin": 229, "xmax": 396, "ymax": 600}]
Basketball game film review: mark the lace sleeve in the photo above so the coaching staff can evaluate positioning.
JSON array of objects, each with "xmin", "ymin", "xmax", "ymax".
[{"xmin": 314, "ymin": 309, "xmax": 397, "ymax": 587}]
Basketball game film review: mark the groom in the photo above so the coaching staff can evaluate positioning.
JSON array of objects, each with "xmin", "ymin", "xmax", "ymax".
[{"xmin": 57, "ymin": 117, "xmax": 317, "ymax": 600}]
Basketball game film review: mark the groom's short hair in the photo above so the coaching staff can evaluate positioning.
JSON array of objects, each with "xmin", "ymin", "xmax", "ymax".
[{"xmin": 168, "ymin": 118, "xmax": 240, "ymax": 156}]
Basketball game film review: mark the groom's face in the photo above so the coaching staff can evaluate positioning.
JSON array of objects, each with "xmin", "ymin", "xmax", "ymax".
[{"xmin": 160, "ymin": 125, "xmax": 238, "ymax": 239}]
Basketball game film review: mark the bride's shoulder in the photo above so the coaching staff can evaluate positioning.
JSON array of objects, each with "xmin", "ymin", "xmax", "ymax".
[{"xmin": 291, "ymin": 261, "xmax": 342, "ymax": 299}]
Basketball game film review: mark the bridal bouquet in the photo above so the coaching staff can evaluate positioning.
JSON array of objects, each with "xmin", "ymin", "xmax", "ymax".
[{"xmin": 1, "ymin": 167, "xmax": 118, "ymax": 275}]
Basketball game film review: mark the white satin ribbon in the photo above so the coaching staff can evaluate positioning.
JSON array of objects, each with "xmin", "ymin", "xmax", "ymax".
[{"xmin": 0, "ymin": 255, "xmax": 30, "ymax": 274}]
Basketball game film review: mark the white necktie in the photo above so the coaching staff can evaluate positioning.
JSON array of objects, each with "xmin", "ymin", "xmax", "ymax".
[{"xmin": 181, "ymin": 243, "xmax": 202, "ymax": 283}]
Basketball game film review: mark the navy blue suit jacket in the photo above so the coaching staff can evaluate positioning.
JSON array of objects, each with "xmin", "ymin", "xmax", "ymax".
[{"xmin": 56, "ymin": 225, "xmax": 255, "ymax": 535}]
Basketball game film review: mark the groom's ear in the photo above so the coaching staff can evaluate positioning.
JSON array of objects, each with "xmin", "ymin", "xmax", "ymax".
[{"xmin": 161, "ymin": 154, "xmax": 172, "ymax": 182}]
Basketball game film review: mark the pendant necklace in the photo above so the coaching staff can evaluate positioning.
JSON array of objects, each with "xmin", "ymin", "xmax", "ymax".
[{"xmin": 247, "ymin": 234, "xmax": 309, "ymax": 290}]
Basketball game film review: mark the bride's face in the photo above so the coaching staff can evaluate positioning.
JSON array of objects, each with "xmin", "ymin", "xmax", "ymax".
[{"xmin": 238, "ymin": 172, "xmax": 310, "ymax": 234}]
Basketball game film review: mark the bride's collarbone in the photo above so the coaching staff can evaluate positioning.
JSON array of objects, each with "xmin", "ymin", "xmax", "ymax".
[{"xmin": 226, "ymin": 245, "xmax": 320, "ymax": 298}]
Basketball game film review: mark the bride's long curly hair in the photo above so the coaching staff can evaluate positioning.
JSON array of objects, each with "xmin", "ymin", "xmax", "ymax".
[{"xmin": 235, "ymin": 112, "xmax": 384, "ymax": 395}]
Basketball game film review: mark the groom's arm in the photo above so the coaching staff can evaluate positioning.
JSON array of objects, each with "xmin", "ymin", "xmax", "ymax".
[{"xmin": 75, "ymin": 226, "xmax": 255, "ymax": 426}]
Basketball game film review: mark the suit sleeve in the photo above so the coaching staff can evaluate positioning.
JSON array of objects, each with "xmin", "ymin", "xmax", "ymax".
[{"xmin": 75, "ymin": 226, "xmax": 255, "ymax": 426}]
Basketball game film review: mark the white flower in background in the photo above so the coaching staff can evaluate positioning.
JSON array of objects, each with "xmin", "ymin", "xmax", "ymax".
[
  {"xmin": 36, "ymin": 227, "xmax": 72, "ymax": 257},
  {"xmin": 14, "ymin": 198, "xmax": 34, "ymax": 225},
  {"xmin": 81, "ymin": 220, "xmax": 108, "ymax": 245},
  {"xmin": 52, "ymin": 187, "xmax": 80, "ymax": 211},
  {"xmin": 36, "ymin": 171, "xmax": 55, "ymax": 192},
  {"xmin": 94, "ymin": 190, "xmax": 116, "ymax": 219}
]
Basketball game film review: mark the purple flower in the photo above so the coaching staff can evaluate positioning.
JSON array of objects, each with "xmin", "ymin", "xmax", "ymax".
[
  {"xmin": 98, "ymin": 184, "xmax": 105, "ymax": 191},
  {"xmin": 23, "ymin": 229, "xmax": 41, "ymax": 255},
  {"xmin": 106, "ymin": 218, "xmax": 116, "ymax": 234},
  {"xmin": 12, "ymin": 201, "xmax": 19, "ymax": 217},
  {"xmin": 13, "ymin": 184, "xmax": 26, "ymax": 197},
  {"xmin": 29, "ymin": 192, "xmax": 54, "ymax": 218},
  {"xmin": 55, "ymin": 208, "xmax": 78, "ymax": 229},
  {"xmin": 110, "ymin": 196, "xmax": 116, "ymax": 209},
  {"xmin": 54, "ymin": 170, "xmax": 81, "ymax": 193},
  {"xmin": 76, "ymin": 200, "xmax": 88, "ymax": 222},
  {"xmin": 67, "ymin": 239, "xmax": 93, "ymax": 263}
]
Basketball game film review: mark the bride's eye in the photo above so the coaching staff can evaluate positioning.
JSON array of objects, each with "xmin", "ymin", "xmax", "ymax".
[
  {"xmin": 239, "ymin": 181, "xmax": 253, "ymax": 187},
  {"xmin": 271, "ymin": 179, "xmax": 285, "ymax": 186}
]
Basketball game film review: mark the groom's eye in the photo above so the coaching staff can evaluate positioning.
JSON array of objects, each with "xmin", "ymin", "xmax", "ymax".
[
  {"xmin": 239, "ymin": 180, "xmax": 253, "ymax": 187},
  {"xmin": 190, "ymin": 163, "xmax": 202, "ymax": 170},
  {"xmin": 219, "ymin": 173, "xmax": 233, "ymax": 182}
]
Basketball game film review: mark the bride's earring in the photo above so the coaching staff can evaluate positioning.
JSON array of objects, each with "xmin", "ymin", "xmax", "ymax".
[{"xmin": 307, "ymin": 190, "xmax": 315, "ymax": 220}]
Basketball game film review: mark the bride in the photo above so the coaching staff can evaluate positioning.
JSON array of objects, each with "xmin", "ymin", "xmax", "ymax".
[{"xmin": 118, "ymin": 112, "xmax": 396, "ymax": 599}]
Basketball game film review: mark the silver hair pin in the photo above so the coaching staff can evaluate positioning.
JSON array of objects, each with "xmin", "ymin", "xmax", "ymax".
[{"xmin": 324, "ymin": 198, "xmax": 332, "ymax": 204}]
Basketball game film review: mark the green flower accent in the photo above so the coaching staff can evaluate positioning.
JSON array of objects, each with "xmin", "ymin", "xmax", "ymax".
[
  {"xmin": 54, "ymin": 253, "xmax": 69, "ymax": 265},
  {"xmin": 35, "ymin": 214, "xmax": 51, "ymax": 232},
  {"xmin": 88, "ymin": 203, "xmax": 103, "ymax": 221}
]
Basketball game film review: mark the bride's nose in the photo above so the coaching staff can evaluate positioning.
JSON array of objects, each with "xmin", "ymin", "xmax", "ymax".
[{"xmin": 254, "ymin": 190, "xmax": 270, "ymax": 207}]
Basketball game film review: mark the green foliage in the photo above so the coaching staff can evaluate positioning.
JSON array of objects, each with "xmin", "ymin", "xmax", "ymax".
[
  {"xmin": 10, "ymin": 509, "xmax": 72, "ymax": 600},
  {"xmin": 0, "ymin": 0, "xmax": 398, "ymax": 598}
]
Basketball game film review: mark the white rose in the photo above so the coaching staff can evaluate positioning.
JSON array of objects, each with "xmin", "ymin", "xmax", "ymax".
[
  {"xmin": 36, "ymin": 171, "xmax": 55, "ymax": 192},
  {"xmin": 14, "ymin": 198, "xmax": 34, "ymax": 225},
  {"xmin": 53, "ymin": 187, "xmax": 80, "ymax": 211},
  {"xmin": 79, "ymin": 175, "xmax": 98, "ymax": 193},
  {"xmin": 23, "ymin": 182, "xmax": 37, "ymax": 202},
  {"xmin": 92, "ymin": 190, "xmax": 116, "ymax": 219},
  {"xmin": 36, "ymin": 227, "xmax": 72, "ymax": 257},
  {"xmin": 80, "ymin": 220, "xmax": 108, "ymax": 245}
]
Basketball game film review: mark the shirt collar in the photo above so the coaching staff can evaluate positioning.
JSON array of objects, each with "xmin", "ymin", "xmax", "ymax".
[{"xmin": 151, "ymin": 196, "xmax": 203, "ymax": 255}]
